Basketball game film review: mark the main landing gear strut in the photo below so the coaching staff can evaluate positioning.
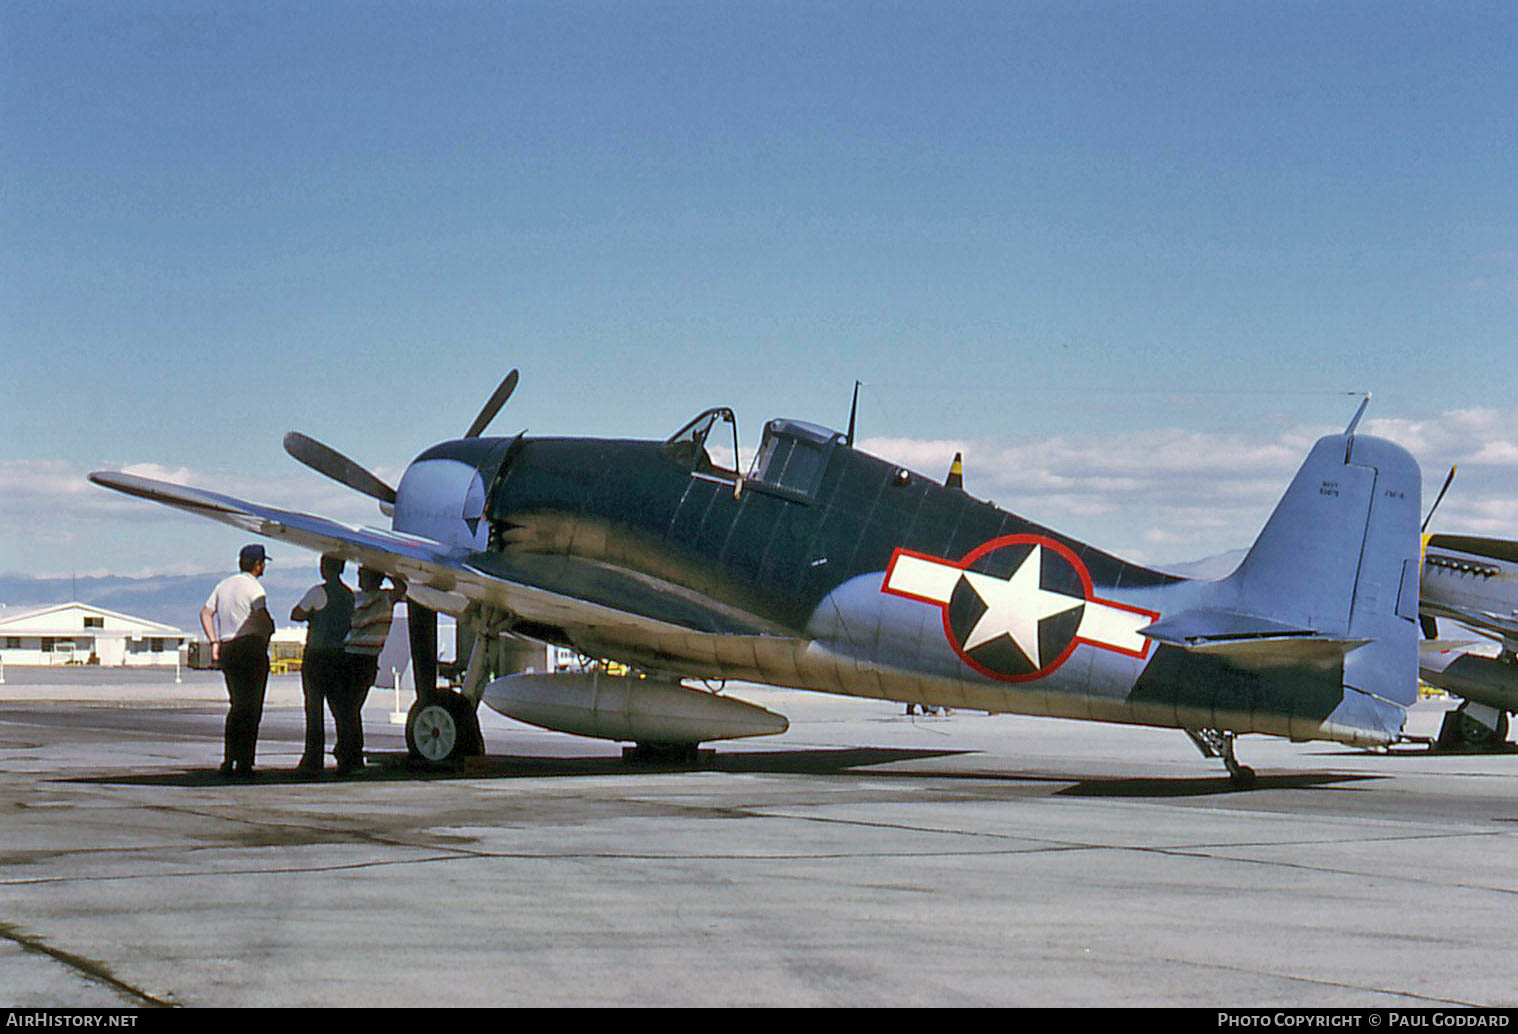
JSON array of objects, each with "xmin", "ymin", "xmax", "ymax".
[
  {"xmin": 403, "ymin": 600, "xmax": 490, "ymax": 765},
  {"xmin": 1185, "ymin": 729, "xmax": 1258, "ymax": 789}
]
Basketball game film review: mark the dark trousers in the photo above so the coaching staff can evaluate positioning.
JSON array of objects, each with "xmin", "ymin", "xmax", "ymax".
[
  {"xmin": 334, "ymin": 653, "xmax": 380, "ymax": 768},
  {"xmin": 220, "ymin": 635, "xmax": 270, "ymax": 770},
  {"xmin": 300, "ymin": 648, "xmax": 348, "ymax": 768}
]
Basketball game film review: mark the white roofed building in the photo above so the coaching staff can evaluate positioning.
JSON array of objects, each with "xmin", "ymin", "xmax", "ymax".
[{"xmin": 0, "ymin": 603, "xmax": 186, "ymax": 667}]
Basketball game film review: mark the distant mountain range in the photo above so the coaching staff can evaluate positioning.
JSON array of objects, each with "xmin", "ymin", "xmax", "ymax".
[
  {"xmin": 0, "ymin": 566, "xmax": 335, "ymax": 632},
  {"xmin": 1155, "ymin": 549, "xmax": 1246, "ymax": 580},
  {"xmin": 2, "ymin": 548, "xmax": 1251, "ymax": 633}
]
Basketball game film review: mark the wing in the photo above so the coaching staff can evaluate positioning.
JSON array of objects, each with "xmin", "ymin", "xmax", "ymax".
[
  {"xmin": 91, "ymin": 471, "xmax": 464, "ymax": 583},
  {"xmin": 88, "ymin": 472, "xmax": 787, "ymax": 670},
  {"xmin": 1421, "ymin": 600, "xmax": 1518, "ymax": 646}
]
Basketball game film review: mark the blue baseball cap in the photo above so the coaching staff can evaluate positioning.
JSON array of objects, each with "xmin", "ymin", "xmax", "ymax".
[{"xmin": 239, "ymin": 544, "xmax": 270, "ymax": 568}]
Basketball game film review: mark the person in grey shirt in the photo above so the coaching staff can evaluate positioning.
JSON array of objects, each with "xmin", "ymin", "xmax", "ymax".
[{"xmin": 290, "ymin": 554, "xmax": 354, "ymax": 774}]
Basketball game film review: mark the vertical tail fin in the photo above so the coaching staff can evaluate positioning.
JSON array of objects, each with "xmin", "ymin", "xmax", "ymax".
[{"xmin": 1220, "ymin": 432, "xmax": 1422, "ymax": 736}]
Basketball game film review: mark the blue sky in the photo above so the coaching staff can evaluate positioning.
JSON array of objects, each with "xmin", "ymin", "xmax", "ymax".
[{"xmin": 2, "ymin": 1, "xmax": 1515, "ymax": 580}]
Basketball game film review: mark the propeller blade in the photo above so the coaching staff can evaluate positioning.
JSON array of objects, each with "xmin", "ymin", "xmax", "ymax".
[
  {"xmin": 283, "ymin": 432, "xmax": 397, "ymax": 505},
  {"xmin": 1421, "ymin": 464, "xmax": 1457, "ymax": 533},
  {"xmin": 465, "ymin": 369, "xmax": 520, "ymax": 438}
]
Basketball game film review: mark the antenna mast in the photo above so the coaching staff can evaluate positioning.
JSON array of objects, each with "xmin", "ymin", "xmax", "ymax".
[{"xmin": 846, "ymin": 380, "xmax": 863, "ymax": 446}]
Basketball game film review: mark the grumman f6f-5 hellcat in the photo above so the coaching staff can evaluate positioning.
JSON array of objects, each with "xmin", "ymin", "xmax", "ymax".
[{"xmin": 91, "ymin": 372, "xmax": 1424, "ymax": 787}]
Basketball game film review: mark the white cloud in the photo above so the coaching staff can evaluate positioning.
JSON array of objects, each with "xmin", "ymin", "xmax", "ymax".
[
  {"xmin": 866, "ymin": 407, "xmax": 1518, "ymax": 565},
  {"xmin": 0, "ymin": 458, "xmax": 395, "ymax": 578},
  {"xmin": 6, "ymin": 406, "xmax": 1518, "ymax": 576}
]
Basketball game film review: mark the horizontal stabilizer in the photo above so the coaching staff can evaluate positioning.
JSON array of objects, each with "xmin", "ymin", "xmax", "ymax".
[
  {"xmin": 1417, "ymin": 638, "xmax": 1480, "ymax": 656},
  {"xmin": 1180, "ymin": 634, "xmax": 1371, "ymax": 666},
  {"xmin": 1141, "ymin": 607, "xmax": 1368, "ymax": 667},
  {"xmin": 1141, "ymin": 607, "xmax": 1315, "ymax": 646}
]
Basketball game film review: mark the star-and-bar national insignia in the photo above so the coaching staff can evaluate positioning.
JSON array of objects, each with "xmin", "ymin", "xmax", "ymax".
[{"xmin": 882, "ymin": 534, "xmax": 1160, "ymax": 683}]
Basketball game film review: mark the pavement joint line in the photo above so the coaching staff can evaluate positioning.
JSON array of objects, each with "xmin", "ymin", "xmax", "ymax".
[
  {"xmin": 1150, "ymin": 952, "xmax": 1489, "ymax": 1009},
  {"xmin": 12, "ymin": 792, "xmax": 1518, "ymax": 889},
  {"xmin": 0, "ymin": 920, "xmax": 175, "ymax": 1008},
  {"xmin": 10, "ymin": 826, "xmax": 1518, "ymax": 900},
  {"xmin": 741, "ymin": 811, "xmax": 1518, "ymax": 899},
  {"xmin": 765, "ymin": 807, "xmax": 1518, "ymax": 853},
  {"xmin": 10, "ymin": 828, "xmax": 1516, "ymax": 891},
  {"xmin": 1120, "ymin": 839, "xmax": 1518, "ymax": 899},
  {"xmin": 0, "ymin": 853, "xmax": 485, "ymax": 887}
]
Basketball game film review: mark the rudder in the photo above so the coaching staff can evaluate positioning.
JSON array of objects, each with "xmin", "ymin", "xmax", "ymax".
[{"xmin": 1221, "ymin": 432, "xmax": 1422, "ymax": 735}]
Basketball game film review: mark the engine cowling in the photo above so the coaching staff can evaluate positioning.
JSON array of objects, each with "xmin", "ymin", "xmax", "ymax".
[{"xmin": 391, "ymin": 437, "xmax": 515, "ymax": 550}]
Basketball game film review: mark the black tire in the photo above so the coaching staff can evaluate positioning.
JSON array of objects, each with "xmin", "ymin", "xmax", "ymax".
[
  {"xmin": 1439, "ymin": 705, "xmax": 1510, "ymax": 750},
  {"xmin": 405, "ymin": 692, "xmax": 484, "ymax": 762},
  {"xmin": 625, "ymin": 742, "xmax": 702, "ymax": 764},
  {"xmin": 1457, "ymin": 710, "xmax": 1502, "ymax": 748},
  {"xmin": 1228, "ymin": 765, "xmax": 1257, "ymax": 790}
]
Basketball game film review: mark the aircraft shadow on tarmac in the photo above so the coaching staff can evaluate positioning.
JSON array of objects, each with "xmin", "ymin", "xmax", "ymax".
[
  {"xmin": 1319, "ymin": 743, "xmax": 1518, "ymax": 758},
  {"xmin": 63, "ymin": 746, "xmax": 974, "ymax": 788},
  {"xmin": 1049, "ymin": 771, "xmax": 1382, "ymax": 798},
  {"xmin": 63, "ymin": 747, "xmax": 1382, "ymax": 798}
]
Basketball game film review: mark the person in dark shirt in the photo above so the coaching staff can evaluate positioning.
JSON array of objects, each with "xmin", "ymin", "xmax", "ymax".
[{"xmin": 291, "ymin": 554, "xmax": 355, "ymax": 774}]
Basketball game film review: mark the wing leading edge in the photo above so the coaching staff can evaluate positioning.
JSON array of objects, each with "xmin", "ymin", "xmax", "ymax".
[
  {"xmin": 90, "ymin": 471, "xmax": 463, "ymax": 579},
  {"xmin": 87, "ymin": 471, "xmax": 784, "ymax": 660}
]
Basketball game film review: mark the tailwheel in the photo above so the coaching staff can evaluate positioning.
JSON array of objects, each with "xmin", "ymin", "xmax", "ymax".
[
  {"xmin": 1185, "ymin": 728, "xmax": 1257, "ymax": 789},
  {"xmin": 406, "ymin": 691, "xmax": 485, "ymax": 763},
  {"xmin": 1227, "ymin": 759, "xmax": 1257, "ymax": 790}
]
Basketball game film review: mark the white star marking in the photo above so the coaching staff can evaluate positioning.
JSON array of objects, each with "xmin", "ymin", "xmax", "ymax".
[
  {"xmin": 959, "ymin": 545, "xmax": 1084, "ymax": 665},
  {"xmin": 882, "ymin": 540, "xmax": 1159, "ymax": 671}
]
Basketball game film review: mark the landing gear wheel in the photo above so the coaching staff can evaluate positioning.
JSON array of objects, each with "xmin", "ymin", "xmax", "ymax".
[
  {"xmin": 1185, "ymin": 728, "xmax": 1259, "ymax": 789},
  {"xmin": 1459, "ymin": 711, "xmax": 1494, "ymax": 746},
  {"xmin": 406, "ymin": 692, "xmax": 484, "ymax": 762},
  {"xmin": 623, "ymin": 742, "xmax": 703, "ymax": 764},
  {"xmin": 1438, "ymin": 706, "xmax": 1510, "ymax": 751},
  {"xmin": 1228, "ymin": 765, "xmax": 1257, "ymax": 790}
]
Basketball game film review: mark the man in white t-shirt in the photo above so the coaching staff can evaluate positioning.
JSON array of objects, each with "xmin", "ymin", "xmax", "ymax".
[{"xmin": 200, "ymin": 544, "xmax": 275, "ymax": 778}]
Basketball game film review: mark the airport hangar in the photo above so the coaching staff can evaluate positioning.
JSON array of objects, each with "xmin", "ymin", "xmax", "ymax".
[{"xmin": 0, "ymin": 601, "xmax": 185, "ymax": 667}]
